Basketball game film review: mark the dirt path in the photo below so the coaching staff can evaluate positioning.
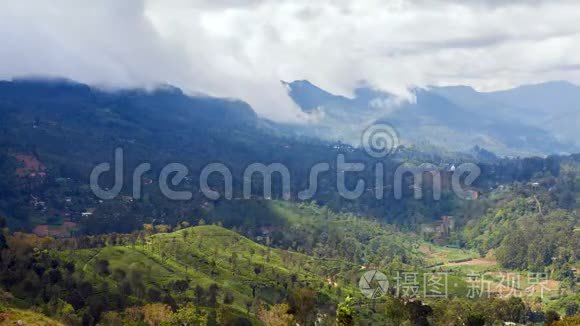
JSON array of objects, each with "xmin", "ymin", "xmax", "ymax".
[{"xmin": 446, "ymin": 258, "xmax": 496, "ymax": 267}]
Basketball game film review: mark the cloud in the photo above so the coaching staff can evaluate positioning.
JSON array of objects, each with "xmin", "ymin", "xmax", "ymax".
[{"xmin": 0, "ymin": 0, "xmax": 579, "ymax": 121}]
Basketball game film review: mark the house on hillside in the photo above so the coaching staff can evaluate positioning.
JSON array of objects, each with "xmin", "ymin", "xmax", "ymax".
[
  {"xmin": 421, "ymin": 216, "xmax": 455, "ymax": 244},
  {"xmin": 463, "ymin": 189, "xmax": 479, "ymax": 201},
  {"xmin": 33, "ymin": 221, "xmax": 78, "ymax": 238},
  {"xmin": 121, "ymin": 196, "xmax": 134, "ymax": 203},
  {"xmin": 12, "ymin": 153, "xmax": 47, "ymax": 179},
  {"xmin": 30, "ymin": 195, "xmax": 47, "ymax": 210}
]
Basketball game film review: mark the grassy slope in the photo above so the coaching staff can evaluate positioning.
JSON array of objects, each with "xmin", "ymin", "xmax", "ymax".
[
  {"xmin": 0, "ymin": 308, "xmax": 63, "ymax": 326},
  {"xmin": 62, "ymin": 207, "xmax": 567, "ymax": 319},
  {"xmin": 421, "ymin": 243, "xmax": 480, "ymax": 266},
  {"xmin": 68, "ymin": 225, "xmax": 356, "ymax": 316},
  {"xmin": 422, "ymin": 245, "xmax": 566, "ymax": 303},
  {"xmin": 67, "ymin": 203, "xmax": 490, "ymax": 307},
  {"xmin": 53, "ymin": 219, "xmax": 570, "ymax": 321},
  {"xmin": 68, "ymin": 224, "xmax": 494, "ymax": 305}
]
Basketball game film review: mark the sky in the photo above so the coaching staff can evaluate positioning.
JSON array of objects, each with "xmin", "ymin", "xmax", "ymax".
[{"xmin": 0, "ymin": 0, "xmax": 579, "ymax": 121}]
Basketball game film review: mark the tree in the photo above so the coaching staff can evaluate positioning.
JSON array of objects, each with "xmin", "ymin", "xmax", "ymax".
[
  {"xmin": 406, "ymin": 300, "xmax": 433, "ymax": 326},
  {"xmin": 554, "ymin": 316, "xmax": 580, "ymax": 326},
  {"xmin": 496, "ymin": 297, "xmax": 527, "ymax": 324},
  {"xmin": 162, "ymin": 305, "xmax": 207, "ymax": 326},
  {"xmin": 258, "ymin": 304, "xmax": 294, "ymax": 326},
  {"xmin": 248, "ymin": 301, "xmax": 260, "ymax": 316},
  {"xmin": 564, "ymin": 302, "xmax": 578, "ymax": 317},
  {"xmin": 64, "ymin": 261, "xmax": 75, "ymax": 274},
  {"xmin": 124, "ymin": 306, "xmax": 144, "ymax": 324},
  {"xmin": 288, "ymin": 288, "xmax": 316, "ymax": 325},
  {"xmin": 223, "ymin": 291, "xmax": 235, "ymax": 305},
  {"xmin": 384, "ymin": 296, "xmax": 408, "ymax": 324},
  {"xmin": 545, "ymin": 310, "xmax": 560, "ymax": 325},
  {"xmin": 496, "ymin": 227, "xmax": 528, "ymax": 270},
  {"xmin": 143, "ymin": 303, "xmax": 173, "ymax": 326},
  {"xmin": 171, "ymin": 279, "xmax": 189, "ymax": 294},
  {"xmin": 128, "ymin": 269, "xmax": 146, "ymax": 298},
  {"xmin": 100, "ymin": 311, "xmax": 124, "ymax": 326},
  {"xmin": 208, "ymin": 283, "xmax": 219, "ymax": 308},
  {"xmin": 194, "ymin": 285, "xmax": 205, "ymax": 308},
  {"xmin": 143, "ymin": 224, "xmax": 154, "ymax": 235},
  {"xmin": 466, "ymin": 314, "xmax": 486, "ymax": 326},
  {"xmin": 337, "ymin": 296, "xmax": 355, "ymax": 326},
  {"xmin": 112, "ymin": 268, "xmax": 127, "ymax": 281},
  {"xmin": 0, "ymin": 217, "xmax": 7, "ymax": 250},
  {"xmin": 48, "ymin": 269, "xmax": 63, "ymax": 284},
  {"xmin": 95, "ymin": 259, "xmax": 110, "ymax": 276},
  {"xmin": 147, "ymin": 288, "xmax": 162, "ymax": 302},
  {"xmin": 229, "ymin": 252, "xmax": 239, "ymax": 272},
  {"xmin": 120, "ymin": 280, "xmax": 133, "ymax": 297},
  {"xmin": 154, "ymin": 224, "xmax": 171, "ymax": 233}
]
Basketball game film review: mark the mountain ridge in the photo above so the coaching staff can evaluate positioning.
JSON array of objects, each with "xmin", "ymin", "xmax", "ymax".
[{"xmin": 285, "ymin": 79, "xmax": 580, "ymax": 156}]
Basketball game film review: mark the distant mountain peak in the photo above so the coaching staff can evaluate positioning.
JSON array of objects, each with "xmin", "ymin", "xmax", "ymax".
[
  {"xmin": 524, "ymin": 80, "xmax": 577, "ymax": 87},
  {"xmin": 283, "ymin": 78, "xmax": 579, "ymax": 156},
  {"xmin": 283, "ymin": 80, "xmax": 350, "ymax": 113},
  {"xmin": 429, "ymin": 85, "xmax": 477, "ymax": 93},
  {"xmin": 282, "ymin": 80, "xmax": 333, "ymax": 95}
]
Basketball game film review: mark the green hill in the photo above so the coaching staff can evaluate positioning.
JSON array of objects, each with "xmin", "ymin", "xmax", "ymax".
[
  {"xmin": 65, "ymin": 225, "xmax": 358, "ymax": 322},
  {"xmin": 0, "ymin": 307, "xmax": 62, "ymax": 325}
]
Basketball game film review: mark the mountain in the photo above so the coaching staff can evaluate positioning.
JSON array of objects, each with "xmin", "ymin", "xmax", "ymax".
[
  {"xmin": 1, "ymin": 77, "xmax": 488, "ymax": 233},
  {"xmin": 282, "ymin": 80, "xmax": 415, "ymax": 150},
  {"xmin": 0, "ymin": 78, "xmax": 578, "ymax": 324},
  {"xmin": 432, "ymin": 81, "xmax": 580, "ymax": 148},
  {"xmin": 0, "ymin": 78, "xmax": 258, "ymax": 128},
  {"xmin": 487, "ymin": 80, "xmax": 580, "ymax": 116},
  {"xmin": 0, "ymin": 78, "xmax": 335, "ymax": 231},
  {"xmin": 486, "ymin": 81, "xmax": 580, "ymax": 143},
  {"xmin": 284, "ymin": 80, "xmax": 577, "ymax": 156},
  {"xmin": 282, "ymin": 80, "xmax": 351, "ymax": 114}
]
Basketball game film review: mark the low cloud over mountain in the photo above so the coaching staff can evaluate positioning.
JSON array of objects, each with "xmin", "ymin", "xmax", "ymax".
[{"xmin": 1, "ymin": 0, "xmax": 580, "ymax": 122}]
